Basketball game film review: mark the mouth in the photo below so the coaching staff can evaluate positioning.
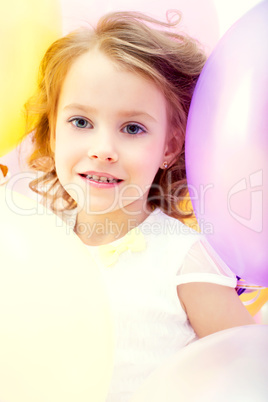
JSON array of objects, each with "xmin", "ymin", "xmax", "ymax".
[{"xmin": 79, "ymin": 173, "xmax": 123, "ymax": 184}]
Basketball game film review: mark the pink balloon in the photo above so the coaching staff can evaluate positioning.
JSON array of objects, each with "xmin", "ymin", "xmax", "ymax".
[{"xmin": 185, "ymin": 2, "xmax": 268, "ymax": 286}]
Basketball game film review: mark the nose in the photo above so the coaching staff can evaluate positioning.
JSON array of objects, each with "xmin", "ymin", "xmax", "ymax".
[{"xmin": 87, "ymin": 131, "xmax": 118, "ymax": 163}]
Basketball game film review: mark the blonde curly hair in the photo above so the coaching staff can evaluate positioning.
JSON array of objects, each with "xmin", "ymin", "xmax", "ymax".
[{"xmin": 25, "ymin": 10, "xmax": 206, "ymax": 219}]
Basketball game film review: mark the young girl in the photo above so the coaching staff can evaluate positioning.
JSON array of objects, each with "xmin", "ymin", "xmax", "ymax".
[{"xmin": 24, "ymin": 11, "xmax": 255, "ymax": 401}]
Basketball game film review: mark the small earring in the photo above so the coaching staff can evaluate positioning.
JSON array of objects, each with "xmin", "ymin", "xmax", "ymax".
[{"xmin": 162, "ymin": 161, "xmax": 168, "ymax": 169}]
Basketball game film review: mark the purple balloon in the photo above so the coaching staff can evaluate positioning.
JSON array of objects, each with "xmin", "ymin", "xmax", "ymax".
[{"xmin": 185, "ymin": 1, "xmax": 268, "ymax": 286}]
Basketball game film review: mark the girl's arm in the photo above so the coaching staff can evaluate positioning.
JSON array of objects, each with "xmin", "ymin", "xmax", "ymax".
[{"xmin": 177, "ymin": 282, "xmax": 255, "ymax": 338}]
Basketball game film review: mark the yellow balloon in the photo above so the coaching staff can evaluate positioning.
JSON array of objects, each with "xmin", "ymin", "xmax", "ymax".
[
  {"xmin": 178, "ymin": 193, "xmax": 201, "ymax": 231},
  {"xmin": 240, "ymin": 288, "xmax": 268, "ymax": 317},
  {"xmin": 0, "ymin": 0, "xmax": 61, "ymax": 156},
  {"xmin": 0, "ymin": 188, "xmax": 114, "ymax": 401}
]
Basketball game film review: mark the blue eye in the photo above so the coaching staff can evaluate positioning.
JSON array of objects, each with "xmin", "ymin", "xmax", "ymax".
[
  {"xmin": 69, "ymin": 117, "xmax": 92, "ymax": 129},
  {"xmin": 123, "ymin": 124, "xmax": 146, "ymax": 135}
]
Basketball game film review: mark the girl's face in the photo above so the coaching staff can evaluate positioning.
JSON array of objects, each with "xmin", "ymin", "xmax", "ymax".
[{"xmin": 53, "ymin": 48, "xmax": 173, "ymax": 217}]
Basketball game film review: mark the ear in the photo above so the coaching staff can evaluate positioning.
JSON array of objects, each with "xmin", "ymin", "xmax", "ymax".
[{"xmin": 160, "ymin": 134, "xmax": 183, "ymax": 169}]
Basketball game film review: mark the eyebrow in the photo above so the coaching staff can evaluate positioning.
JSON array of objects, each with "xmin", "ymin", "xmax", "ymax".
[
  {"xmin": 63, "ymin": 104, "xmax": 97, "ymax": 114},
  {"xmin": 63, "ymin": 103, "xmax": 158, "ymax": 122}
]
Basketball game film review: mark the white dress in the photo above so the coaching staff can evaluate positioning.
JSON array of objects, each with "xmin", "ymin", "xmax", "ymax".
[{"xmin": 66, "ymin": 208, "xmax": 237, "ymax": 402}]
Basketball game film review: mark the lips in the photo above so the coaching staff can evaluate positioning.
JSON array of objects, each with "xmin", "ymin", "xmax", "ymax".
[{"xmin": 79, "ymin": 172, "xmax": 123, "ymax": 184}]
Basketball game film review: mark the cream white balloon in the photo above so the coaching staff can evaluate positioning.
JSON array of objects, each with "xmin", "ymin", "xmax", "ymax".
[
  {"xmin": 130, "ymin": 325, "xmax": 268, "ymax": 401},
  {"xmin": 0, "ymin": 188, "xmax": 114, "ymax": 402}
]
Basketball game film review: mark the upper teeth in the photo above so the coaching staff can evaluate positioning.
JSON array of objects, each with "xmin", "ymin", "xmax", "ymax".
[{"xmin": 86, "ymin": 174, "xmax": 117, "ymax": 183}]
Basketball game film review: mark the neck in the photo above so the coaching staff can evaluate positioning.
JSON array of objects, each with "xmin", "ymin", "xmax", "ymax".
[{"xmin": 74, "ymin": 202, "xmax": 153, "ymax": 246}]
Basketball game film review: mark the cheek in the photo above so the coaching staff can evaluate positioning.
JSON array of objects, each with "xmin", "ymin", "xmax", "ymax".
[
  {"xmin": 129, "ymin": 142, "xmax": 164, "ymax": 182},
  {"xmin": 54, "ymin": 129, "xmax": 78, "ymax": 169},
  {"xmin": 54, "ymin": 140, "xmax": 75, "ymax": 184},
  {"xmin": 140, "ymin": 140, "xmax": 165, "ymax": 168}
]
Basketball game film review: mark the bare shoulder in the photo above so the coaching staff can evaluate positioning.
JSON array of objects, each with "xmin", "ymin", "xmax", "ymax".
[{"xmin": 177, "ymin": 282, "xmax": 255, "ymax": 338}]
